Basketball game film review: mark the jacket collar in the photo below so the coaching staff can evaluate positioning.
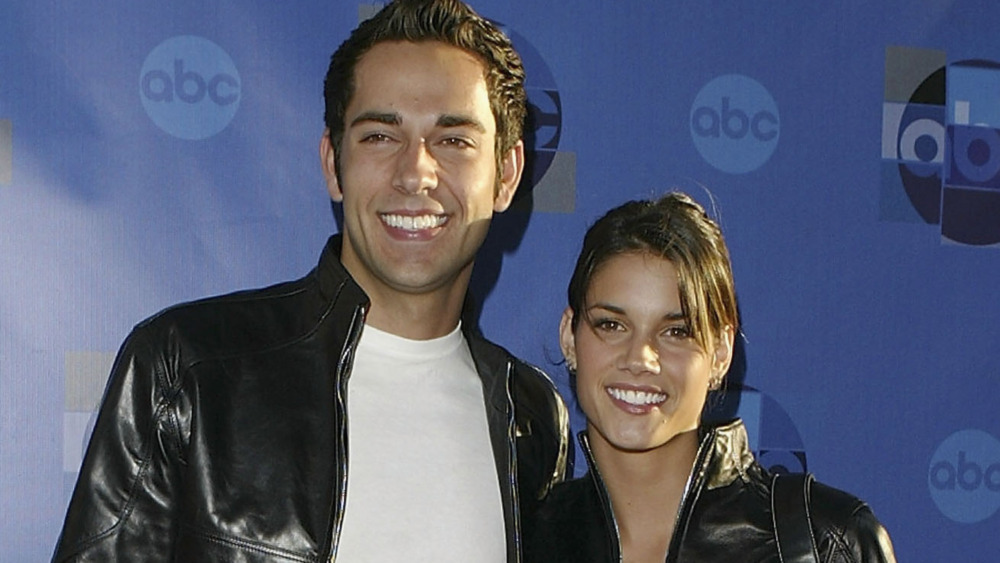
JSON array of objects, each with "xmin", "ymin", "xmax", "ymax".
[
  {"xmin": 702, "ymin": 419, "xmax": 756, "ymax": 490},
  {"xmin": 317, "ymin": 234, "xmax": 509, "ymax": 409},
  {"xmin": 316, "ymin": 235, "xmax": 365, "ymax": 306},
  {"xmin": 577, "ymin": 419, "xmax": 756, "ymax": 491}
]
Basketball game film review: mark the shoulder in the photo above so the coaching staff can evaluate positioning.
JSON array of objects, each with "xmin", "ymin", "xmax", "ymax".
[
  {"xmin": 134, "ymin": 235, "xmax": 362, "ymax": 363},
  {"xmin": 500, "ymin": 349, "xmax": 570, "ymax": 456},
  {"xmin": 464, "ymin": 332, "xmax": 574, "ymax": 487},
  {"xmin": 136, "ymin": 272, "xmax": 318, "ymax": 357},
  {"xmin": 128, "ymin": 247, "xmax": 365, "ymax": 384},
  {"xmin": 465, "ymin": 331, "xmax": 564, "ymax": 407},
  {"xmin": 808, "ymin": 479, "xmax": 897, "ymax": 562}
]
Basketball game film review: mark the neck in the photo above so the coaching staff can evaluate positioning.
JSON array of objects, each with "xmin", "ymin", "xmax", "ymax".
[
  {"xmin": 360, "ymin": 277, "xmax": 469, "ymax": 340},
  {"xmin": 588, "ymin": 428, "xmax": 702, "ymax": 563},
  {"xmin": 336, "ymin": 238, "xmax": 474, "ymax": 340},
  {"xmin": 364, "ymin": 289, "xmax": 467, "ymax": 340}
]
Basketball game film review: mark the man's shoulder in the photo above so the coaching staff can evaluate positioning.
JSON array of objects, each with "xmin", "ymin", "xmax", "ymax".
[
  {"xmin": 128, "ymin": 264, "xmax": 346, "ymax": 367},
  {"xmin": 132, "ymin": 237, "xmax": 359, "ymax": 357},
  {"xmin": 465, "ymin": 331, "xmax": 559, "ymax": 395}
]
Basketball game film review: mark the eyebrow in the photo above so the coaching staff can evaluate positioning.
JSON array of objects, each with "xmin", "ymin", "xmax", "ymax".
[
  {"xmin": 349, "ymin": 111, "xmax": 400, "ymax": 128},
  {"xmin": 348, "ymin": 111, "xmax": 486, "ymax": 133},
  {"xmin": 586, "ymin": 303, "xmax": 687, "ymax": 322},
  {"xmin": 436, "ymin": 113, "xmax": 486, "ymax": 133}
]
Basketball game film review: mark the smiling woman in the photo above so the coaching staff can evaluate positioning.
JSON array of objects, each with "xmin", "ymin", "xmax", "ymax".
[{"xmin": 525, "ymin": 192, "xmax": 897, "ymax": 563}]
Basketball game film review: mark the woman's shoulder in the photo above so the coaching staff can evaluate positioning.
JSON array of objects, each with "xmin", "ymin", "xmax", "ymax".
[{"xmin": 808, "ymin": 479, "xmax": 897, "ymax": 562}]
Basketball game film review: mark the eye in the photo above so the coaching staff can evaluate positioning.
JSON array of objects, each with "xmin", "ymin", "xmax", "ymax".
[
  {"xmin": 592, "ymin": 318, "xmax": 625, "ymax": 333},
  {"xmin": 359, "ymin": 132, "xmax": 392, "ymax": 144},
  {"xmin": 439, "ymin": 136, "xmax": 474, "ymax": 149},
  {"xmin": 664, "ymin": 325, "xmax": 692, "ymax": 339}
]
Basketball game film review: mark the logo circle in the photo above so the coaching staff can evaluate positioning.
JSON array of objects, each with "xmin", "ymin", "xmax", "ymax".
[
  {"xmin": 928, "ymin": 428, "xmax": 1000, "ymax": 523},
  {"xmin": 690, "ymin": 74, "xmax": 780, "ymax": 174},
  {"xmin": 498, "ymin": 25, "xmax": 562, "ymax": 189},
  {"xmin": 140, "ymin": 36, "xmax": 241, "ymax": 140},
  {"xmin": 705, "ymin": 385, "xmax": 807, "ymax": 474}
]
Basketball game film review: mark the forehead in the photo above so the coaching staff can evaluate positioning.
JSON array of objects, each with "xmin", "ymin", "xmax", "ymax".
[
  {"xmin": 348, "ymin": 41, "xmax": 493, "ymax": 126},
  {"xmin": 588, "ymin": 253, "xmax": 681, "ymax": 307}
]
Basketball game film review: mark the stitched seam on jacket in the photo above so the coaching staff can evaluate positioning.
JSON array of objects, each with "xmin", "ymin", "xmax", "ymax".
[
  {"xmin": 180, "ymin": 523, "xmax": 317, "ymax": 562},
  {"xmin": 59, "ymin": 330, "xmax": 177, "ymax": 558},
  {"xmin": 803, "ymin": 476, "xmax": 819, "ymax": 562},
  {"xmin": 820, "ymin": 520, "xmax": 857, "ymax": 563},
  {"xmin": 770, "ymin": 474, "xmax": 784, "ymax": 563},
  {"xmin": 205, "ymin": 281, "xmax": 352, "ymax": 375},
  {"xmin": 156, "ymin": 334, "xmax": 188, "ymax": 466}
]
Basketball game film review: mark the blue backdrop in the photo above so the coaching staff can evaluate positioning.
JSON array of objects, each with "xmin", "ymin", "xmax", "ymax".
[{"xmin": 3, "ymin": 1, "xmax": 999, "ymax": 561}]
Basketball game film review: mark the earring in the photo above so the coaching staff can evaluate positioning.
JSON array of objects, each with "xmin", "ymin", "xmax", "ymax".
[
  {"xmin": 708, "ymin": 375, "xmax": 723, "ymax": 391},
  {"xmin": 566, "ymin": 359, "xmax": 577, "ymax": 374}
]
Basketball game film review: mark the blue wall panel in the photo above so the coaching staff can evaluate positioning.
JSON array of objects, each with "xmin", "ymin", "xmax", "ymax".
[{"xmin": 2, "ymin": 1, "xmax": 999, "ymax": 560}]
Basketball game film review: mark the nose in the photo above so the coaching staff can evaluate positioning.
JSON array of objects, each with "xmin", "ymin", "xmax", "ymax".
[
  {"xmin": 393, "ymin": 138, "xmax": 437, "ymax": 194},
  {"xmin": 620, "ymin": 336, "xmax": 660, "ymax": 375}
]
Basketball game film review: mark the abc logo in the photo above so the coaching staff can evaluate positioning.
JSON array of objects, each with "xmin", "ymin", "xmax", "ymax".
[
  {"xmin": 140, "ymin": 36, "xmax": 241, "ymax": 140},
  {"xmin": 948, "ymin": 124, "xmax": 1000, "ymax": 188},
  {"xmin": 928, "ymin": 429, "xmax": 1000, "ymax": 523},
  {"xmin": 497, "ymin": 23, "xmax": 572, "ymax": 212},
  {"xmin": 945, "ymin": 63, "xmax": 1000, "ymax": 192},
  {"xmin": 690, "ymin": 74, "xmax": 779, "ymax": 174},
  {"xmin": 882, "ymin": 54, "xmax": 1000, "ymax": 245},
  {"xmin": 708, "ymin": 386, "xmax": 808, "ymax": 474}
]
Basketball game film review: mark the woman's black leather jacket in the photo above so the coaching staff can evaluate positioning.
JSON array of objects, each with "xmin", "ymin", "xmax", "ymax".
[
  {"xmin": 525, "ymin": 420, "xmax": 895, "ymax": 563},
  {"xmin": 53, "ymin": 236, "xmax": 572, "ymax": 562}
]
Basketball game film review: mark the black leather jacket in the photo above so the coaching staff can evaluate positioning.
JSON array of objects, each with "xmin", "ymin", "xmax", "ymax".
[
  {"xmin": 53, "ymin": 235, "xmax": 572, "ymax": 562},
  {"xmin": 526, "ymin": 420, "xmax": 895, "ymax": 563}
]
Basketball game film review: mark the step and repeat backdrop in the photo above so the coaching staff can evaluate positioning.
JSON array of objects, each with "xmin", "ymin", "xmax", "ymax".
[{"xmin": 2, "ymin": 1, "xmax": 999, "ymax": 561}]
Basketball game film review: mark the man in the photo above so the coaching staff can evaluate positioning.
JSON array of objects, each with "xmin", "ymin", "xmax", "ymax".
[{"xmin": 52, "ymin": 1, "xmax": 571, "ymax": 561}]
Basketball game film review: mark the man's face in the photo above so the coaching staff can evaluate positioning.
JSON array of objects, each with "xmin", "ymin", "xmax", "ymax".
[{"xmin": 321, "ymin": 40, "xmax": 522, "ymax": 329}]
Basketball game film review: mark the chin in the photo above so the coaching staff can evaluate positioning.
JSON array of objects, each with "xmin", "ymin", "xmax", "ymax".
[{"xmin": 604, "ymin": 429, "xmax": 665, "ymax": 453}]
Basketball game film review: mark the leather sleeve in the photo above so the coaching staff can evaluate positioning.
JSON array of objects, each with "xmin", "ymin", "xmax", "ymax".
[
  {"xmin": 52, "ymin": 326, "xmax": 185, "ymax": 562},
  {"xmin": 514, "ymin": 362, "xmax": 574, "ymax": 498},
  {"xmin": 846, "ymin": 506, "xmax": 897, "ymax": 563},
  {"xmin": 812, "ymin": 490, "xmax": 897, "ymax": 563}
]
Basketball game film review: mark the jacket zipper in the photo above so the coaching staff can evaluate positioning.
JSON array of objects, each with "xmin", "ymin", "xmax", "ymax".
[
  {"xmin": 581, "ymin": 427, "xmax": 717, "ymax": 563},
  {"xmin": 580, "ymin": 434, "xmax": 625, "ymax": 562},
  {"xmin": 327, "ymin": 303, "xmax": 367, "ymax": 562},
  {"xmin": 503, "ymin": 360, "xmax": 522, "ymax": 563},
  {"xmin": 664, "ymin": 428, "xmax": 716, "ymax": 562}
]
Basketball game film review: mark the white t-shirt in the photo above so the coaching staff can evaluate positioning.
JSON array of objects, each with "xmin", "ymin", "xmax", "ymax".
[{"xmin": 333, "ymin": 323, "xmax": 506, "ymax": 562}]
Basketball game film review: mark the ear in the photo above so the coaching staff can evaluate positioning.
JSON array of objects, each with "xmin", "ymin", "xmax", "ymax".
[
  {"xmin": 320, "ymin": 128, "xmax": 343, "ymax": 202},
  {"xmin": 493, "ymin": 140, "xmax": 525, "ymax": 212},
  {"xmin": 558, "ymin": 306, "xmax": 577, "ymax": 370},
  {"xmin": 711, "ymin": 325, "xmax": 735, "ymax": 379}
]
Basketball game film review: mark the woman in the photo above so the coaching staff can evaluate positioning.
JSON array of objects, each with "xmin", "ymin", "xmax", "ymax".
[{"xmin": 526, "ymin": 192, "xmax": 895, "ymax": 562}]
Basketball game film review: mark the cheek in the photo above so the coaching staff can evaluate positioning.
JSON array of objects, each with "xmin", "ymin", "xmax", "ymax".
[
  {"xmin": 670, "ymin": 357, "xmax": 713, "ymax": 399},
  {"xmin": 572, "ymin": 343, "xmax": 611, "ymax": 413},
  {"xmin": 574, "ymin": 369, "xmax": 600, "ymax": 405},
  {"xmin": 452, "ymin": 160, "xmax": 499, "ymax": 191}
]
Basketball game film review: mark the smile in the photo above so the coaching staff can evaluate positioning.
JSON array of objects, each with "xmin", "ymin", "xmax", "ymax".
[
  {"xmin": 380, "ymin": 213, "xmax": 448, "ymax": 231},
  {"xmin": 606, "ymin": 387, "xmax": 667, "ymax": 406}
]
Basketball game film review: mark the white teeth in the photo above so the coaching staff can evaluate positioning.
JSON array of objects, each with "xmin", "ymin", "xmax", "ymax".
[
  {"xmin": 606, "ymin": 387, "xmax": 667, "ymax": 406},
  {"xmin": 381, "ymin": 213, "xmax": 447, "ymax": 231}
]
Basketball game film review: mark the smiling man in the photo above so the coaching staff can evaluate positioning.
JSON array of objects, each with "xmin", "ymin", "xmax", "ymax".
[
  {"xmin": 52, "ymin": 2, "xmax": 571, "ymax": 562},
  {"xmin": 321, "ymin": 39, "xmax": 516, "ymax": 340}
]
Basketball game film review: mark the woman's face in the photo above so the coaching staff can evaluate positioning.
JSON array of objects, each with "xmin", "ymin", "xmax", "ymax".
[{"xmin": 560, "ymin": 252, "xmax": 732, "ymax": 453}]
